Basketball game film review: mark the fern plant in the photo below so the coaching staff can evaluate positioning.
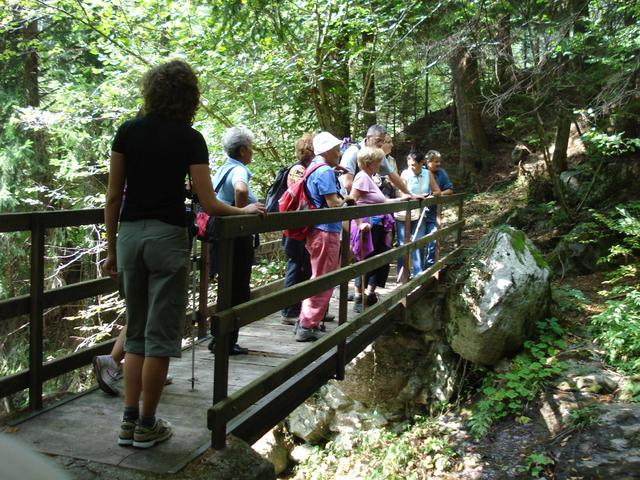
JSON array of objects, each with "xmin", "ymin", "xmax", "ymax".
[
  {"xmin": 469, "ymin": 318, "xmax": 566, "ymax": 439},
  {"xmin": 589, "ymin": 202, "xmax": 640, "ymax": 374}
]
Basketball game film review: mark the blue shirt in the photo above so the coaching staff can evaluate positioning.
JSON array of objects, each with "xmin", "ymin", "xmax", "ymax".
[
  {"xmin": 424, "ymin": 167, "xmax": 453, "ymax": 222},
  {"xmin": 212, "ymin": 157, "xmax": 258, "ymax": 206},
  {"xmin": 306, "ymin": 157, "xmax": 341, "ymax": 233},
  {"xmin": 401, "ymin": 168, "xmax": 430, "ymax": 195}
]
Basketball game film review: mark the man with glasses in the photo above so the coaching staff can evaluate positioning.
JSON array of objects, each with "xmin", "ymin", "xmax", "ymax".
[{"xmin": 339, "ymin": 124, "xmax": 413, "ymax": 197}]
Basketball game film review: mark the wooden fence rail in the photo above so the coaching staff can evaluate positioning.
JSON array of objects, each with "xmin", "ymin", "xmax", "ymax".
[{"xmin": 0, "ymin": 194, "xmax": 465, "ymax": 447}]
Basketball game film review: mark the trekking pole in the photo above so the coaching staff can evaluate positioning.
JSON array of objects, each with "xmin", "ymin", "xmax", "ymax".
[{"xmin": 397, "ymin": 205, "xmax": 429, "ymax": 282}]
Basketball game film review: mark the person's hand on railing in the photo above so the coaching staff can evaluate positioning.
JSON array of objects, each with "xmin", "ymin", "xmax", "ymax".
[
  {"xmin": 103, "ymin": 253, "xmax": 118, "ymax": 280},
  {"xmin": 243, "ymin": 202, "xmax": 267, "ymax": 218},
  {"xmin": 344, "ymin": 195, "xmax": 356, "ymax": 206},
  {"xmin": 397, "ymin": 192, "xmax": 423, "ymax": 201}
]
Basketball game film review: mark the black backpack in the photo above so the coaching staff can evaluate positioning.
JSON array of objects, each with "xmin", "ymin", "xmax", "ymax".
[{"xmin": 264, "ymin": 162, "xmax": 301, "ymax": 213}]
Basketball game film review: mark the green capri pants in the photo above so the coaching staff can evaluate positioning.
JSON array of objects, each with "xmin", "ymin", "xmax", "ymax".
[{"xmin": 117, "ymin": 219, "xmax": 189, "ymax": 357}]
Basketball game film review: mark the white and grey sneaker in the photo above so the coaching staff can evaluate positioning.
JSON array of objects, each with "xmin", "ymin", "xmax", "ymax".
[
  {"xmin": 133, "ymin": 418, "xmax": 173, "ymax": 449},
  {"xmin": 92, "ymin": 355, "xmax": 121, "ymax": 396}
]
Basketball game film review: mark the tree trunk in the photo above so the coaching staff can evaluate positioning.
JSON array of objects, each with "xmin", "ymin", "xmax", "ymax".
[
  {"xmin": 550, "ymin": 0, "xmax": 588, "ymax": 174},
  {"xmin": 552, "ymin": 111, "xmax": 571, "ymax": 173},
  {"xmin": 495, "ymin": 13, "xmax": 516, "ymax": 89},
  {"xmin": 449, "ymin": 45, "xmax": 489, "ymax": 175},
  {"xmin": 361, "ymin": 32, "xmax": 376, "ymax": 130},
  {"xmin": 23, "ymin": 19, "xmax": 49, "ymax": 187},
  {"xmin": 424, "ymin": 68, "xmax": 429, "ymax": 117},
  {"xmin": 313, "ymin": 37, "xmax": 350, "ymax": 139}
]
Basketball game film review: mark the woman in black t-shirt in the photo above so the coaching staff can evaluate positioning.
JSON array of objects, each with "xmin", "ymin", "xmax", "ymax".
[{"xmin": 103, "ymin": 60, "xmax": 264, "ymax": 449}]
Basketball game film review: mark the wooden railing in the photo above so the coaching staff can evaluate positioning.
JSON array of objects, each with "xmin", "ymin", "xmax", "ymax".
[
  {"xmin": 206, "ymin": 194, "xmax": 465, "ymax": 448},
  {"xmin": 0, "ymin": 209, "xmax": 115, "ymax": 410},
  {"xmin": 0, "ymin": 209, "xmax": 281, "ymax": 410},
  {"xmin": 0, "ymin": 194, "xmax": 465, "ymax": 446}
]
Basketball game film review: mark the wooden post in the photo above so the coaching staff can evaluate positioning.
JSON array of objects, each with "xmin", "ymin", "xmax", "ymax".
[
  {"xmin": 336, "ymin": 221, "xmax": 350, "ymax": 380},
  {"xmin": 198, "ymin": 241, "xmax": 209, "ymax": 339},
  {"xmin": 212, "ymin": 236, "xmax": 234, "ymax": 449},
  {"xmin": 29, "ymin": 213, "xmax": 44, "ymax": 411}
]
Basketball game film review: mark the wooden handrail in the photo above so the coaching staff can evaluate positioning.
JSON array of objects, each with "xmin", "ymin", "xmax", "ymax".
[{"xmin": 213, "ymin": 194, "xmax": 465, "ymax": 238}]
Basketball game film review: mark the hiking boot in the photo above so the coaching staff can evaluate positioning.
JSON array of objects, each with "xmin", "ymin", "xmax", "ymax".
[
  {"xmin": 165, "ymin": 374, "xmax": 173, "ymax": 385},
  {"xmin": 229, "ymin": 344, "xmax": 249, "ymax": 355},
  {"xmin": 366, "ymin": 292, "xmax": 379, "ymax": 307},
  {"xmin": 118, "ymin": 419, "xmax": 136, "ymax": 446},
  {"xmin": 133, "ymin": 418, "xmax": 173, "ymax": 449},
  {"xmin": 281, "ymin": 315, "xmax": 297, "ymax": 326},
  {"xmin": 92, "ymin": 355, "xmax": 120, "ymax": 396},
  {"xmin": 295, "ymin": 326, "xmax": 319, "ymax": 342},
  {"xmin": 353, "ymin": 295, "xmax": 363, "ymax": 314}
]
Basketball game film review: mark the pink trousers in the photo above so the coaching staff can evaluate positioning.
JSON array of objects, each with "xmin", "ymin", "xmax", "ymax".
[{"xmin": 298, "ymin": 228, "xmax": 340, "ymax": 329}]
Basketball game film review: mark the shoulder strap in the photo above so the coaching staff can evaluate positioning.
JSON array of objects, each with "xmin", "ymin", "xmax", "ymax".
[
  {"xmin": 302, "ymin": 161, "xmax": 327, "ymax": 180},
  {"xmin": 214, "ymin": 166, "xmax": 234, "ymax": 193}
]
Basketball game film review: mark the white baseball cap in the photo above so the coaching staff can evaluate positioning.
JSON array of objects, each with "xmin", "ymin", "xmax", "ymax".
[{"xmin": 313, "ymin": 131, "xmax": 342, "ymax": 155}]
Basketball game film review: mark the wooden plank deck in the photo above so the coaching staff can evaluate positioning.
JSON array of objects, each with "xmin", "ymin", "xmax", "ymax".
[{"xmin": 6, "ymin": 281, "xmax": 398, "ymax": 474}]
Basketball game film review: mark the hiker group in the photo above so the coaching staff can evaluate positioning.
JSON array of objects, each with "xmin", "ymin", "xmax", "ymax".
[{"xmin": 271, "ymin": 126, "xmax": 454, "ymax": 342}]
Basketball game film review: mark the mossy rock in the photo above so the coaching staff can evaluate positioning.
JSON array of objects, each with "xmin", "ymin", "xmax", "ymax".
[{"xmin": 446, "ymin": 226, "xmax": 551, "ymax": 366}]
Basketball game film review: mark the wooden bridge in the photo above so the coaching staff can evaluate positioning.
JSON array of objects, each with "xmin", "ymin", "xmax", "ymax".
[{"xmin": 0, "ymin": 195, "xmax": 465, "ymax": 474}]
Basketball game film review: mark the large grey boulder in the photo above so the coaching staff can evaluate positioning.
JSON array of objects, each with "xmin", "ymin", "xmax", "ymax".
[{"xmin": 445, "ymin": 226, "xmax": 551, "ymax": 366}]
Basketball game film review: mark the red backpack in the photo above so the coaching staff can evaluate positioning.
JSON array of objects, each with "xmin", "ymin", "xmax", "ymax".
[{"xmin": 278, "ymin": 162, "xmax": 326, "ymax": 240}]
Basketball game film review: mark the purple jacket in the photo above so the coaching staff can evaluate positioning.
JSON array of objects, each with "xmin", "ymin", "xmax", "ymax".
[{"xmin": 350, "ymin": 214, "xmax": 394, "ymax": 260}]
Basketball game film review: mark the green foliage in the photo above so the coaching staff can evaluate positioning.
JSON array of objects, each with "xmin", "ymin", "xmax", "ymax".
[
  {"xmin": 591, "ymin": 289, "xmax": 640, "ymax": 374},
  {"xmin": 295, "ymin": 416, "xmax": 457, "ymax": 479},
  {"xmin": 566, "ymin": 405, "xmax": 601, "ymax": 430},
  {"xmin": 592, "ymin": 202, "xmax": 640, "ymax": 282},
  {"xmin": 469, "ymin": 318, "xmax": 566, "ymax": 439},
  {"xmin": 582, "ymin": 129, "xmax": 640, "ymax": 160},
  {"xmin": 621, "ymin": 379, "xmax": 640, "ymax": 403},
  {"xmin": 552, "ymin": 285, "xmax": 591, "ymax": 314},
  {"xmin": 516, "ymin": 451, "xmax": 555, "ymax": 478},
  {"xmin": 251, "ymin": 257, "xmax": 286, "ymax": 286},
  {"xmin": 582, "ymin": 201, "xmax": 640, "ymax": 374}
]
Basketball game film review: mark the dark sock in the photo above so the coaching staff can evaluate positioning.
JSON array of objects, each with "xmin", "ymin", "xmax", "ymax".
[
  {"xmin": 140, "ymin": 415, "xmax": 156, "ymax": 428},
  {"xmin": 123, "ymin": 406, "xmax": 139, "ymax": 422}
]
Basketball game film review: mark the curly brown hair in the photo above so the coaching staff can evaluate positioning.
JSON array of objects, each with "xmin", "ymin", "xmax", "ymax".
[
  {"xmin": 142, "ymin": 60, "xmax": 200, "ymax": 124},
  {"xmin": 295, "ymin": 133, "xmax": 315, "ymax": 163}
]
